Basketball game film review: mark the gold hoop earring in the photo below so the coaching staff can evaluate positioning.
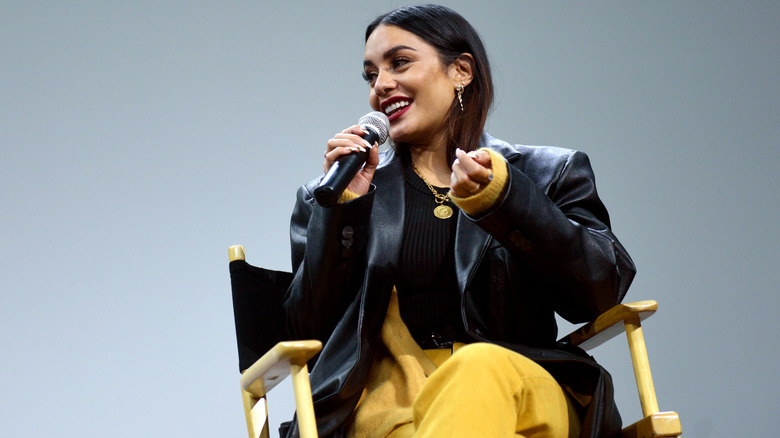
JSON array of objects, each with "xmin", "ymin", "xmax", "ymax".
[{"xmin": 456, "ymin": 83, "xmax": 465, "ymax": 112}]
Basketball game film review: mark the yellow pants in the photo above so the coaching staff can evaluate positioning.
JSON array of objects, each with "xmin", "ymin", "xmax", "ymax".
[
  {"xmin": 347, "ymin": 291, "xmax": 580, "ymax": 438},
  {"xmin": 409, "ymin": 343, "xmax": 579, "ymax": 438}
]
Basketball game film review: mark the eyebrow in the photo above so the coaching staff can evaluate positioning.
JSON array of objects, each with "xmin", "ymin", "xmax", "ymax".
[{"xmin": 363, "ymin": 45, "xmax": 417, "ymax": 68}]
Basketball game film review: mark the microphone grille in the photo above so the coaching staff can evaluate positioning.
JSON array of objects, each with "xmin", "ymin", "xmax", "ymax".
[{"xmin": 358, "ymin": 111, "xmax": 390, "ymax": 144}]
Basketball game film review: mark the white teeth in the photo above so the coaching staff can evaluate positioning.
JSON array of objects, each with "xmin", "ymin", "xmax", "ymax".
[{"xmin": 384, "ymin": 100, "xmax": 410, "ymax": 115}]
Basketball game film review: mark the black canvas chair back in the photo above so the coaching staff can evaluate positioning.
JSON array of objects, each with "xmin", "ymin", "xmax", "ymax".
[{"xmin": 229, "ymin": 256, "xmax": 293, "ymax": 372}]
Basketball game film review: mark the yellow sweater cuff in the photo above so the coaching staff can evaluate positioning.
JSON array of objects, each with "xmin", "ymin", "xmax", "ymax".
[
  {"xmin": 338, "ymin": 189, "xmax": 361, "ymax": 203},
  {"xmin": 449, "ymin": 148, "xmax": 509, "ymax": 217}
]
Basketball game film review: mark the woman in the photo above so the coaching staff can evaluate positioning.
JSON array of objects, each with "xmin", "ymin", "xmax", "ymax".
[{"xmin": 283, "ymin": 4, "xmax": 635, "ymax": 438}]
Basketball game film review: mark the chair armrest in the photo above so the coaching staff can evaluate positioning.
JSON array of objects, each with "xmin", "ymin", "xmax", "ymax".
[
  {"xmin": 561, "ymin": 301, "xmax": 657, "ymax": 351},
  {"xmin": 240, "ymin": 340, "xmax": 323, "ymax": 398},
  {"xmin": 621, "ymin": 411, "xmax": 682, "ymax": 438}
]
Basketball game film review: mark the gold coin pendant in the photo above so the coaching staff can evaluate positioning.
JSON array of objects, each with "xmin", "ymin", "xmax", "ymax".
[{"xmin": 434, "ymin": 205, "xmax": 453, "ymax": 219}]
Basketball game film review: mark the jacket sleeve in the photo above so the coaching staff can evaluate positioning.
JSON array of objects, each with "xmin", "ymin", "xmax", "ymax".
[
  {"xmin": 283, "ymin": 183, "xmax": 374, "ymax": 342},
  {"xmin": 467, "ymin": 150, "xmax": 636, "ymax": 323}
]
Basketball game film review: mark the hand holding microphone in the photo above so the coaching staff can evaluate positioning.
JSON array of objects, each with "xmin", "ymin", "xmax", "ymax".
[{"xmin": 316, "ymin": 112, "xmax": 389, "ymax": 206}]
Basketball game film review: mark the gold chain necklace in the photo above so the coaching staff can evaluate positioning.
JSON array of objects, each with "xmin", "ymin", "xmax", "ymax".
[{"xmin": 411, "ymin": 162, "xmax": 454, "ymax": 219}]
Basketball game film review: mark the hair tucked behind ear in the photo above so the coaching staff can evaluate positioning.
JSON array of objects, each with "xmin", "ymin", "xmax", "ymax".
[{"xmin": 366, "ymin": 4, "xmax": 493, "ymax": 162}]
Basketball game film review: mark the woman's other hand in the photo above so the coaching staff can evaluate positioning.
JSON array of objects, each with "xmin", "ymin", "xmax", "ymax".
[
  {"xmin": 450, "ymin": 148, "xmax": 493, "ymax": 198},
  {"xmin": 324, "ymin": 125, "xmax": 380, "ymax": 196}
]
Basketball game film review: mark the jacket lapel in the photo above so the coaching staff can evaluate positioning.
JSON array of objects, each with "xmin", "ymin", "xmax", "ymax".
[
  {"xmin": 366, "ymin": 151, "xmax": 405, "ymax": 271},
  {"xmin": 454, "ymin": 210, "xmax": 491, "ymax": 293}
]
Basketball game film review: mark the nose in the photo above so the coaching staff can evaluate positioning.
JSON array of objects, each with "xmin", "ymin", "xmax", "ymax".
[{"xmin": 373, "ymin": 69, "xmax": 396, "ymax": 96}]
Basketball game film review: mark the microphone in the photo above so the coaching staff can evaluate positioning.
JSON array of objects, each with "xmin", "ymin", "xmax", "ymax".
[{"xmin": 314, "ymin": 111, "xmax": 389, "ymax": 207}]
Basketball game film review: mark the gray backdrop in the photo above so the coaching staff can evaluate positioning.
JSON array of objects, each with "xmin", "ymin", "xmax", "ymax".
[{"xmin": 2, "ymin": 1, "xmax": 778, "ymax": 436}]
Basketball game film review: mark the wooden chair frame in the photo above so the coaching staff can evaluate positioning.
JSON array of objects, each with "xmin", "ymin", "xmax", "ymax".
[{"xmin": 229, "ymin": 245, "xmax": 681, "ymax": 438}]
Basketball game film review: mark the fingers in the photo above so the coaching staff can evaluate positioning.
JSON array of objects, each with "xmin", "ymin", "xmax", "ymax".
[
  {"xmin": 450, "ymin": 148, "xmax": 493, "ymax": 197},
  {"xmin": 467, "ymin": 149, "xmax": 492, "ymax": 168},
  {"xmin": 323, "ymin": 125, "xmax": 373, "ymax": 172},
  {"xmin": 450, "ymin": 164, "xmax": 483, "ymax": 197},
  {"xmin": 456, "ymin": 149, "xmax": 493, "ymax": 179},
  {"xmin": 320, "ymin": 125, "xmax": 379, "ymax": 197},
  {"xmin": 364, "ymin": 139, "xmax": 381, "ymax": 168}
]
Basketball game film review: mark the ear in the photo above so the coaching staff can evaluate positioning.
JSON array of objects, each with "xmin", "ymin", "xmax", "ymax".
[{"xmin": 449, "ymin": 53, "xmax": 475, "ymax": 87}]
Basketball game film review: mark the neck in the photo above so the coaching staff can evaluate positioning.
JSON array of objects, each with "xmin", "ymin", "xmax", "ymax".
[{"xmin": 409, "ymin": 146, "xmax": 451, "ymax": 187}]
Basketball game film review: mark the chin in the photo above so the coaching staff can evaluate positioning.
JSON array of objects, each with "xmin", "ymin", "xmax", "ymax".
[
  {"xmin": 388, "ymin": 133, "xmax": 413, "ymax": 146},
  {"xmin": 387, "ymin": 122, "xmax": 417, "ymax": 144}
]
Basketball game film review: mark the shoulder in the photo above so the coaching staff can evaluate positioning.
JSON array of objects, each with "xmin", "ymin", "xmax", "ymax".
[
  {"xmin": 480, "ymin": 132, "xmax": 592, "ymax": 170},
  {"xmin": 479, "ymin": 132, "xmax": 595, "ymax": 188},
  {"xmin": 480, "ymin": 132, "xmax": 579, "ymax": 165}
]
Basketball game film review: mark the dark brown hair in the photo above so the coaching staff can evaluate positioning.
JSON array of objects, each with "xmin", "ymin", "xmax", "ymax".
[{"xmin": 366, "ymin": 4, "xmax": 493, "ymax": 161}]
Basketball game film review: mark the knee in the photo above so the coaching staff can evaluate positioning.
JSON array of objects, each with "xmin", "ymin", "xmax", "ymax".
[
  {"xmin": 452, "ymin": 343, "xmax": 507, "ymax": 365},
  {"xmin": 441, "ymin": 343, "xmax": 514, "ymax": 377},
  {"xmin": 444, "ymin": 343, "xmax": 552, "ymax": 382}
]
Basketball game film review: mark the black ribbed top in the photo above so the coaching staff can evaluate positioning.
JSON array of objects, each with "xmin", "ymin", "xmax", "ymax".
[{"xmin": 396, "ymin": 160, "xmax": 468, "ymax": 345}]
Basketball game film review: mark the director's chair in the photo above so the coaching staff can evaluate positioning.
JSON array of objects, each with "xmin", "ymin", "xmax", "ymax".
[{"xmin": 229, "ymin": 244, "xmax": 681, "ymax": 438}]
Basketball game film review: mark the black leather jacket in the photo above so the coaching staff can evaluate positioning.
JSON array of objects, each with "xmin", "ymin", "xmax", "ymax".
[{"xmin": 282, "ymin": 132, "xmax": 636, "ymax": 438}]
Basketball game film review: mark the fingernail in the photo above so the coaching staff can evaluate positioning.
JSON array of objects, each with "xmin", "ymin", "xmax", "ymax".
[{"xmin": 363, "ymin": 140, "xmax": 372, "ymax": 149}]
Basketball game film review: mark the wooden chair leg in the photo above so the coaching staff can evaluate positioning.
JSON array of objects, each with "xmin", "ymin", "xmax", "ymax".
[
  {"xmin": 290, "ymin": 362, "xmax": 318, "ymax": 438},
  {"xmin": 622, "ymin": 315, "xmax": 682, "ymax": 438},
  {"xmin": 624, "ymin": 315, "xmax": 660, "ymax": 417},
  {"xmin": 242, "ymin": 389, "xmax": 270, "ymax": 438}
]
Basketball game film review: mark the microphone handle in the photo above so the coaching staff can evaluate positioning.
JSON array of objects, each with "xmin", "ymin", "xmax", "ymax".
[
  {"xmin": 313, "ymin": 127, "xmax": 382, "ymax": 207},
  {"xmin": 314, "ymin": 149, "xmax": 369, "ymax": 207}
]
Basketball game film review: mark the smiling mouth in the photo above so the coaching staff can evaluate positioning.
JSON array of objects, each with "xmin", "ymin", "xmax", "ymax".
[{"xmin": 382, "ymin": 99, "xmax": 412, "ymax": 119}]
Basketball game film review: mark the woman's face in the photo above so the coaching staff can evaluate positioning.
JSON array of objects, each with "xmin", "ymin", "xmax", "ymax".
[{"xmin": 363, "ymin": 25, "xmax": 459, "ymax": 148}]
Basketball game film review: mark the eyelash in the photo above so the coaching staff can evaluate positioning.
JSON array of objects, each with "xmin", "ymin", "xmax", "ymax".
[
  {"xmin": 362, "ymin": 57, "xmax": 411, "ymax": 83},
  {"xmin": 392, "ymin": 57, "xmax": 410, "ymax": 69}
]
